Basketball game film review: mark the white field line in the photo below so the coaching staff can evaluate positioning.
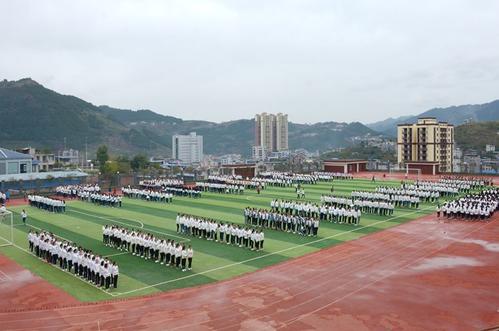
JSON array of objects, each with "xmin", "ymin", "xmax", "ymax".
[
  {"xmin": 0, "ymin": 268, "xmax": 12, "ymax": 281},
  {"xmin": 282, "ymin": 219, "xmax": 494, "ymax": 328},
  {"xmin": 114, "ymin": 207, "xmax": 431, "ymax": 296},
  {"xmin": 68, "ymin": 210, "xmax": 189, "ymax": 242}
]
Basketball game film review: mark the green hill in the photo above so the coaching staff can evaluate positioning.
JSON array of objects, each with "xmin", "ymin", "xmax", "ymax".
[
  {"xmin": 368, "ymin": 100, "xmax": 499, "ymax": 136},
  {"xmin": 0, "ymin": 78, "xmax": 380, "ymax": 157},
  {"xmin": 0, "ymin": 78, "xmax": 171, "ymax": 156},
  {"xmin": 455, "ymin": 121, "xmax": 499, "ymax": 154}
]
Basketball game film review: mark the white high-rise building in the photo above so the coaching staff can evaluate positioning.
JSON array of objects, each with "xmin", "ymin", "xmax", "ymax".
[
  {"xmin": 275, "ymin": 113, "xmax": 289, "ymax": 151},
  {"xmin": 254, "ymin": 113, "xmax": 288, "ymax": 157},
  {"xmin": 172, "ymin": 132, "xmax": 203, "ymax": 164}
]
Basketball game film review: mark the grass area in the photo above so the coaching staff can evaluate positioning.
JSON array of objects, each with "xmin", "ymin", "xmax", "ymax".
[{"xmin": 0, "ymin": 178, "xmax": 441, "ymax": 301}]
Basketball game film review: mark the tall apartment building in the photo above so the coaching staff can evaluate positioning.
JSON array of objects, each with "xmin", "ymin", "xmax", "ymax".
[
  {"xmin": 397, "ymin": 118, "xmax": 454, "ymax": 172},
  {"xmin": 254, "ymin": 113, "xmax": 288, "ymax": 159},
  {"xmin": 172, "ymin": 132, "xmax": 203, "ymax": 164}
]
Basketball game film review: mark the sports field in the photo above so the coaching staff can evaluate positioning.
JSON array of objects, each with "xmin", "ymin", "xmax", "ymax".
[{"xmin": 0, "ymin": 178, "xmax": 440, "ymax": 302}]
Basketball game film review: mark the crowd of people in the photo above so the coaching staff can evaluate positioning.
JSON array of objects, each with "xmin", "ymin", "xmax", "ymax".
[
  {"xmin": 244, "ymin": 208, "xmax": 321, "ymax": 234},
  {"xmin": 77, "ymin": 191, "xmax": 122, "ymax": 207},
  {"xmin": 437, "ymin": 189, "xmax": 498, "ymax": 220},
  {"xmin": 139, "ymin": 178, "xmax": 184, "ymax": 189},
  {"xmin": 164, "ymin": 187, "xmax": 202, "ymax": 198},
  {"xmin": 207, "ymin": 175, "xmax": 261, "ymax": 190},
  {"xmin": 195, "ymin": 182, "xmax": 245, "ymax": 194},
  {"xmin": 28, "ymin": 195, "xmax": 66, "ymax": 212},
  {"xmin": 351, "ymin": 190, "xmax": 420, "ymax": 208},
  {"xmin": 176, "ymin": 214, "xmax": 265, "ymax": 250},
  {"xmin": 55, "ymin": 185, "xmax": 101, "ymax": 198},
  {"xmin": 103, "ymin": 225, "xmax": 193, "ymax": 271},
  {"xmin": 271, "ymin": 199, "xmax": 320, "ymax": 217},
  {"xmin": 258, "ymin": 171, "xmax": 320, "ymax": 184},
  {"xmin": 321, "ymin": 195, "xmax": 394, "ymax": 216},
  {"xmin": 122, "ymin": 187, "xmax": 173, "ymax": 203},
  {"xmin": 312, "ymin": 172, "xmax": 354, "ymax": 181},
  {"xmin": 28, "ymin": 230, "xmax": 119, "ymax": 289},
  {"xmin": 376, "ymin": 186, "xmax": 440, "ymax": 202},
  {"xmin": 439, "ymin": 176, "xmax": 491, "ymax": 189}
]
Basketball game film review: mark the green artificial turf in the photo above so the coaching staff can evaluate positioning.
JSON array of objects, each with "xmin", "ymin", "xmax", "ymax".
[{"xmin": 0, "ymin": 178, "xmax": 443, "ymax": 301}]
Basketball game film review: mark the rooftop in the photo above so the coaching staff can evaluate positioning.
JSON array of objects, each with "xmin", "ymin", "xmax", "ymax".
[{"xmin": 0, "ymin": 147, "xmax": 34, "ymax": 161}]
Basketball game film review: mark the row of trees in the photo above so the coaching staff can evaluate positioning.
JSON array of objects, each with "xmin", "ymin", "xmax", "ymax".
[{"xmin": 96, "ymin": 145, "xmax": 157, "ymax": 176}]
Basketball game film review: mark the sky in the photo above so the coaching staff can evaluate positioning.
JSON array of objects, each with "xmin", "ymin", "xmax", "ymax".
[{"xmin": 1, "ymin": 0, "xmax": 499, "ymax": 124}]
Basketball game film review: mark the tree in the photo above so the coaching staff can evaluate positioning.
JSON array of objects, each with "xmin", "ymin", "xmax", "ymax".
[
  {"xmin": 96, "ymin": 145, "xmax": 109, "ymax": 171},
  {"xmin": 115, "ymin": 155, "xmax": 131, "ymax": 174},
  {"xmin": 131, "ymin": 154, "xmax": 149, "ymax": 172}
]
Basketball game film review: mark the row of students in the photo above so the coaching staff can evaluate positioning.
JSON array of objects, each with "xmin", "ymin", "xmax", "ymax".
[
  {"xmin": 376, "ymin": 186, "xmax": 440, "ymax": 202},
  {"xmin": 439, "ymin": 176, "xmax": 492, "ymax": 188},
  {"xmin": 271, "ymin": 199, "xmax": 321, "ymax": 218},
  {"xmin": 321, "ymin": 195, "xmax": 393, "ymax": 216},
  {"xmin": 28, "ymin": 195, "xmax": 65, "ymax": 212},
  {"xmin": 103, "ymin": 225, "xmax": 194, "ymax": 271},
  {"xmin": 351, "ymin": 191, "xmax": 420, "ymax": 208},
  {"xmin": 312, "ymin": 172, "xmax": 354, "ymax": 181},
  {"xmin": 77, "ymin": 191, "xmax": 122, "ymax": 207},
  {"xmin": 56, "ymin": 184, "xmax": 101, "ymax": 198},
  {"xmin": 207, "ymin": 175, "xmax": 261, "ymax": 189},
  {"xmin": 258, "ymin": 171, "xmax": 319, "ymax": 184},
  {"xmin": 28, "ymin": 230, "xmax": 119, "ymax": 289},
  {"xmin": 139, "ymin": 178, "xmax": 184, "ymax": 189},
  {"xmin": 244, "ymin": 208, "xmax": 321, "ymax": 235},
  {"xmin": 164, "ymin": 187, "xmax": 202, "ymax": 198},
  {"xmin": 195, "ymin": 182, "xmax": 245, "ymax": 194},
  {"xmin": 121, "ymin": 187, "xmax": 173, "ymax": 203},
  {"xmin": 406, "ymin": 181, "xmax": 461, "ymax": 196},
  {"xmin": 176, "ymin": 214, "xmax": 265, "ymax": 251},
  {"xmin": 437, "ymin": 189, "xmax": 498, "ymax": 220},
  {"xmin": 251, "ymin": 177, "xmax": 290, "ymax": 187}
]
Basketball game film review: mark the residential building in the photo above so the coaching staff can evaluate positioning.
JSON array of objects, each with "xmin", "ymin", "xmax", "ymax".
[
  {"xmin": 462, "ymin": 152, "xmax": 481, "ymax": 173},
  {"xmin": 275, "ymin": 113, "xmax": 289, "ymax": 151},
  {"xmin": 17, "ymin": 147, "xmax": 55, "ymax": 172},
  {"xmin": 57, "ymin": 149, "xmax": 80, "ymax": 166},
  {"xmin": 485, "ymin": 144, "xmax": 496, "ymax": 153},
  {"xmin": 397, "ymin": 117, "xmax": 454, "ymax": 172},
  {"xmin": 172, "ymin": 132, "xmax": 203, "ymax": 164},
  {"xmin": 254, "ymin": 113, "xmax": 288, "ymax": 155},
  {"xmin": 0, "ymin": 147, "xmax": 35, "ymax": 175},
  {"xmin": 219, "ymin": 154, "xmax": 243, "ymax": 165},
  {"xmin": 453, "ymin": 147, "xmax": 463, "ymax": 173},
  {"xmin": 252, "ymin": 145, "xmax": 267, "ymax": 161}
]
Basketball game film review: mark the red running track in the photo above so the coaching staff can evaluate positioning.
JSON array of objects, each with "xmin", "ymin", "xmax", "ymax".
[{"xmin": 1, "ymin": 213, "xmax": 499, "ymax": 330}]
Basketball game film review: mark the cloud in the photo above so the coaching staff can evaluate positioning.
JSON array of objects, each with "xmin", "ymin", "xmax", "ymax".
[{"xmin": 1, "ymin": 0, "xmax": 498, "ymax": 123}]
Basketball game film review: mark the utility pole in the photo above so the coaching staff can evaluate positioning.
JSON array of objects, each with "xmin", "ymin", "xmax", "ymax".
[{"xmin": 85, "ymin": 137, "xmax": 88, "ymax": 168}]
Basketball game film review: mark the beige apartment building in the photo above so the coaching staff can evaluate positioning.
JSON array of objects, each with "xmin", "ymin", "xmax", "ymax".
[
  {"xmin": 397, "ymin": 117, "xmax": 454, "ymax": 172},
  {"xmin": 254, "ymin": 113, "xmax": 288, "ymax": 159}
]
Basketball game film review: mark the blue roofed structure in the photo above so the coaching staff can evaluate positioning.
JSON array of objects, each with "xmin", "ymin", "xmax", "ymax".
[{"xmin": 0, "ymin": 147, "xmax": 35, "ymax": 175}]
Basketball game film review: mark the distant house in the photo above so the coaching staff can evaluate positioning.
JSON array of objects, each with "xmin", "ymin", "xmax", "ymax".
[
  {"xmin": 0, "ymin": 147, "xmax": 36, "ymax": 175},
  {"xmin": 17, "ymin": 147, "xmax": 56, "ymax": 172}
]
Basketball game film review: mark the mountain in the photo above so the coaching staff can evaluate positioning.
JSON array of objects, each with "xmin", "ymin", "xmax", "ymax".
[
  {"xmin": 368, "ymin": 100, "xmax": 499, "ymax": 136},
  {"xmin": 455, "ymin": 121, "xmax": 499, "ymax": 154},
  {"xmin": 0, "ymin": 78, "xmax": 380, "ymax": 157},
  {"xmin": 101, "ymin": 109, "xmax": 378, "ymax": 155},
  {"xmin": 0, "ymin": 78, "xmax": 171, "ymax": 156}
]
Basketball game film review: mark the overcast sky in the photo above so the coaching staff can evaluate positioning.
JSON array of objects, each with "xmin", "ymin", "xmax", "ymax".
[{"xmin": 1, "ymin": 0, "xmax": 499, "ymax": 124}]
